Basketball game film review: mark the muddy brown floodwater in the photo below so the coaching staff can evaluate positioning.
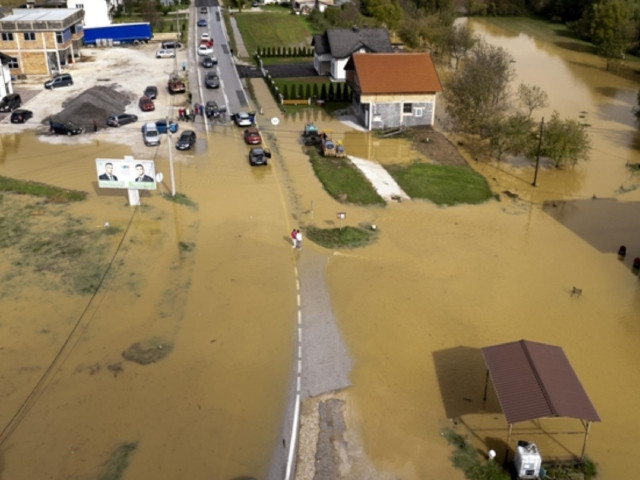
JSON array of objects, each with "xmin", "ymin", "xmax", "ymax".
[
  {"xmin": 314, "ymin": 18, "xmax": 640, "ymax": 480},
  {"xmin": 2, "ymin": 16, "xmax": 640, "ymax": 480}
]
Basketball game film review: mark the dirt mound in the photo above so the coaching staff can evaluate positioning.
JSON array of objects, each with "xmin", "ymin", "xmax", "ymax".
[{"xmin": 50, "ymin": 85, "xmax": 132, "ymax": 130}]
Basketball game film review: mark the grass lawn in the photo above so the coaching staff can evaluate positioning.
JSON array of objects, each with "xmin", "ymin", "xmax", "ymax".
[
  {"xmin": 305, "ymin": 225, "xmax": 377, "ymax": 249},
  {"xmin": 307, "ymin": 148, "xmax": 385, "ymax": 206},
  {"xmin": 385, "ymin": 162, "xmax": 494, "ymax": 206},
  {"xmin": 233, "ymin": 10, "xmax": 316, "ymax": 57}
]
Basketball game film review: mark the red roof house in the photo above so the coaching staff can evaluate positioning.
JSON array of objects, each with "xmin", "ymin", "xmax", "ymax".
[{"xmin": 345, "ymin": 52, "xmax": 443, "ymax": 130}]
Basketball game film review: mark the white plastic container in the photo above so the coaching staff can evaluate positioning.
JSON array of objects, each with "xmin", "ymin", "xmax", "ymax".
[{"xmin": 514, "ymin": 441, "xmax": 542, "ymax": 479}]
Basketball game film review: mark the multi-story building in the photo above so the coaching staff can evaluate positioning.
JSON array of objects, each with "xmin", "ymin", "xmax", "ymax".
[{"xmin": 0, "ymin": 8, "xmax": 84, "ymax": 77}]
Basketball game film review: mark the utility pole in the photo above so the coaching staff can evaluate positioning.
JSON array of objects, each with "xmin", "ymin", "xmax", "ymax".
[
  {"xmin": 167, "ymin": 116, "xmax": 176, "ymax": 197},
  {"xmin": 532, "ymin": 117, "xmax": 544, "ymax": 187}
]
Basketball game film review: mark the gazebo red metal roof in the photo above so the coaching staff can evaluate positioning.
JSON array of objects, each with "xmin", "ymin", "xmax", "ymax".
[{"xmin": 481, "ymin": 339, "xmax": 600, "ymax": 425}]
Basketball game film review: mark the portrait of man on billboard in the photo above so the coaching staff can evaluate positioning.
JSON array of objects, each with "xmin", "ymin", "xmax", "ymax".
[
  {"xmin": 134, "ymin": 164, "xmax": 154, "ymax": 183},
  {"xmin": 99, "ymin": 162, "xmax": 118, "ymax": 181}
]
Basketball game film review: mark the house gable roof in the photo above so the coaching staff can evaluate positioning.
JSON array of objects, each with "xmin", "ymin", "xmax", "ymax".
[
  {"xmin": 313, "ymin": 27, "xmax": 393, "ymax": 59},
  {"xmin": 346, "ymin": 53, "xmax": 443, "ymax": 95}
]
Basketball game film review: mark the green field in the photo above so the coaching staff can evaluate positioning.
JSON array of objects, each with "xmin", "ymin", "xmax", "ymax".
[{"xmin": 233, "ymin": 9, "xmax": 317, "ymax": 57}]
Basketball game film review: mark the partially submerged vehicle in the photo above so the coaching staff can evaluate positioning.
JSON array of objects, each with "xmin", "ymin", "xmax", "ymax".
[{"xmin": 302, "ymin": 123, "xmax": 321, "ymax": 146}]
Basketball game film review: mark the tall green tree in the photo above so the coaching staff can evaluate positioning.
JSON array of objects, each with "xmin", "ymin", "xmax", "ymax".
[
  {"xmin": 540, "ymin": 112, "xmax": 591, "ymax": 167},
  {"xmin": 487, "ymin": 112, "xmax": 536, "ymax": 162},
  {"xmin": 361, "ymin": 0, "xmax": 404, "ymax": 30},
  {"xmin": 443, "ymin": 40, "xmax": 515, "ymax": 134},
  {"xmin": 589, "ymin": 0, "xmax": 637, "ymax": 69}
]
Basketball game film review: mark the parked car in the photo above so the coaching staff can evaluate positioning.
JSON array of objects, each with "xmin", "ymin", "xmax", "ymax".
[
  {"xmin": 141, "ymin": 122, "xmax": 160, "ymax": 146},
  {"xmin": 198, "ymin": 18, "xmax": 207, "ymax": 27},
  {"xmin": 143, "ymin": 85, "xmax": 158, "ymax": 99},
  {"xmin": 156, "ymin": 49, "xmax": 175, "ymax": 59},
  {"xmin": 49, "ymin": 119, "xmax": 83, "ymax": 135},
  {"xmin": 248, "ymin": 147, "xmax": 271, "ymax": 166},
  {"xmin": 198, "ymin": 44, "xmax": 213, "ymax": 56},
  {"xmin": 204, "ymin": 71, "xmax": 220, "ymax": 89},
  {"xmin": 139, "ymin": 96, "xmax": 155, "ymax": 112},
  {"xmin": 243, "ymin": 127, "xmax": 262, "ymax": 145},
  {"xmin": 161, "ymin": 41, "xmax": 182, "ymax": 49},
  {"xmin": 0, "ymin": 93, "xmax": 21, "ymax": 112},
  {"xmin": 176, "ymin": 130, "xmax": 196, "ymax": 150},
  {"xmin": 201, "ymin": 56, "xmax": 217, "ymax": 68},
  {"xmin": 107, "ymin": 113, "xmax": 138, "ymax": 127},
  {"xmin": 232, "ymin": 111, "xmax": 253, "ymax": 127},
  {"xmin": 155, "ymin": 119, "xmax": 179, "ymax": 134},
  {"xmin": 44, "ymin": 73, "xmax": 73, "ymax": 89},
  {"xmin": 205, "ymin": 100, "xmax": 220, "ymax": 119},
  {"xmin": 10, "ymin": 109, "xmax": 33, "ymax": 124}
]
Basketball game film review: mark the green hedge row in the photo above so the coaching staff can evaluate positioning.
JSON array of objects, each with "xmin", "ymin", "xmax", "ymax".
[
  {"xmin": 279, "ymin": 82, "xmax": 352, "ymax": 102},
  {"xmin": 256, "ymin": 46, "xmax": 314, "ymax": 57}
]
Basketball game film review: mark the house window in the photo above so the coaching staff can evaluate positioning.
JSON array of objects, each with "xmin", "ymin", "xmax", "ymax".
[
  {"xmin": 403, "ymin": 103, "xmax": 412, "ymax": 114},
  {"xmin": 75, "ymin": 3, "xmax": 84, "ymax": 8},
  {"xmin": 414, "ymin": 107, "xmax": 424, "ymax": 118},
  {"xmin": 24, "ymin": 32, "xmax": 36, "ymax": 41},
  {"xmin": 8, "ymin": 57, "xmax": 19, "ymax": 69},
  {"xmin": 2, "ymin": 32, "xmax": 14, "ymax": 41},
  {"xmin": 56, "ymin": 32, "xmax": 63, "ymax": 43}
]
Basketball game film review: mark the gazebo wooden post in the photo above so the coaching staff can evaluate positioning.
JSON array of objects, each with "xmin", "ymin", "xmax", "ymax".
[
  {"xmin": 482, "ymin": 369, "xmax": 490, "ymax": 405},
  {"xmin": 580, "ymin": 420, "xmax": 591, "ymax": 460},
  {"xmin": 505, "ymin": 423, "xmax": 513, "ymax": 464}
]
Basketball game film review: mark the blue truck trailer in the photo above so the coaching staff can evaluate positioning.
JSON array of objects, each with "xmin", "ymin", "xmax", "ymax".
[{"xmin": 83, "ymin": 23, "xmax": 153, "ymax": 46}]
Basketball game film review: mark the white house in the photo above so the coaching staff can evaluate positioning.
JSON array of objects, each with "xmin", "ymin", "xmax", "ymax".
[
  {"xmin": 311, "ymin": 27, "xmax": 393, "ymax": 82},
  {"xmin": 0, "ymin": 52, "xmax": 14, "ymax": 98},
  {"xmin": 66, "ymin": 0, "xmax": 112, "ymax": 27}
]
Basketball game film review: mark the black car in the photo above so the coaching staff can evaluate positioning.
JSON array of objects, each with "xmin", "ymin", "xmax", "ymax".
[
  {"xmin": 176, "ymin": 130, "xmax": 196, "ymax": 150},
  {"xmin": 107, "ymin": 113, "xmax": 138, "ymax": 127},
  {"xmin": 248, "ymin": 147, "xmax": 271, "ymax": 166},
  {"xmin": 201, "ymin": 56, "xmax": 217, "ymax": 68},
  {"xmin": 199, "ymin": 6, "xmax": 207, "ymax": 13},
  {"xmin": 204, "ymin": 71, "xmax": 220, "ymax": 89},
  {"xmin": 161, "ymin": 41, "xmax": 182, "ymax": 50},
  {"xmin": 205, "ymin": 100, "xmax": 220, "ymax": 119},
  {"xmin": 10, "ymin": 109, "xmax": 33, "ymax": 124},
  {"xmin": 49, "ymin": 119, "xmax": 83, "ymax": 136},
  {"xmin": 143, "ymin": 85, "xmax": 158, "ymax": 99},
  {"xmin": 0, "ymin": 93, "xmax": 21, "ymax": 112},
  {"xmin": 44, "ymin": 73, "xmax": 73, "ymax": 89}
]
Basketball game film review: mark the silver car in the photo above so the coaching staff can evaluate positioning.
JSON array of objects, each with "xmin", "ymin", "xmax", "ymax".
[{"xmin": 141, "ymin": 122, "xmax": 160, "ymax": 146}]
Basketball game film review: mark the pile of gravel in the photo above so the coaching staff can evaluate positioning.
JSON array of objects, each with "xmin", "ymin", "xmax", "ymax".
[{"xmin": 49, "ymin": 85, "xmax": 132, "ymax": 130}]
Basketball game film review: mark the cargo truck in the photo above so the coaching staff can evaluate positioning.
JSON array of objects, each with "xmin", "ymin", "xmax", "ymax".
[{"xmin": 83, "ymin": 23, "xmax": 153, "ymax": 46}]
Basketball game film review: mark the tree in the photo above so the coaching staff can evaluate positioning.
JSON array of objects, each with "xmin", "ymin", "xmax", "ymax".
[
  {"xmin": 517, "ymin": 83, "xmax": 549, "ymax": 117},
  {"xmin": 589, "ymin": 0, "xmax": 637, "ymax": 70},
  {"xmin": 361, "ymin": 0, "xmax": 404, "ymax": 30},
  {"xmin": 443, "ymin": 40, "xmax": 515, "ymax": 134},
  {"xmin": 487, "ymin": 113, "xmax": 536, "ymax": 162},
  {"xmin": 447, "ymin": 23, "xmax": 477, "ymax": 70},
  {"xmin": 540, "ymin": 112, "xmax": 591, "ymax": 167}
]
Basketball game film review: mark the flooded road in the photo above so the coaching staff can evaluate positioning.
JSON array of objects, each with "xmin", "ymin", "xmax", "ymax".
[
  {"xmin": 2, "ymin": 16, "xmax": 640, "ymax": 480},
  {"xmin": 0, "ymin": 125, "xmax": 298, "ymax": 479}
]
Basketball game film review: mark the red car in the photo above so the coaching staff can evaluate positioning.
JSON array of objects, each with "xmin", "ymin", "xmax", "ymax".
[
  {"xmin": 139, "ymin": 96, "xmax": 155, "ymax": 112},
  {"xmin": 243, "ymin": 127, "xmax": 262, "ymax": 145}
]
